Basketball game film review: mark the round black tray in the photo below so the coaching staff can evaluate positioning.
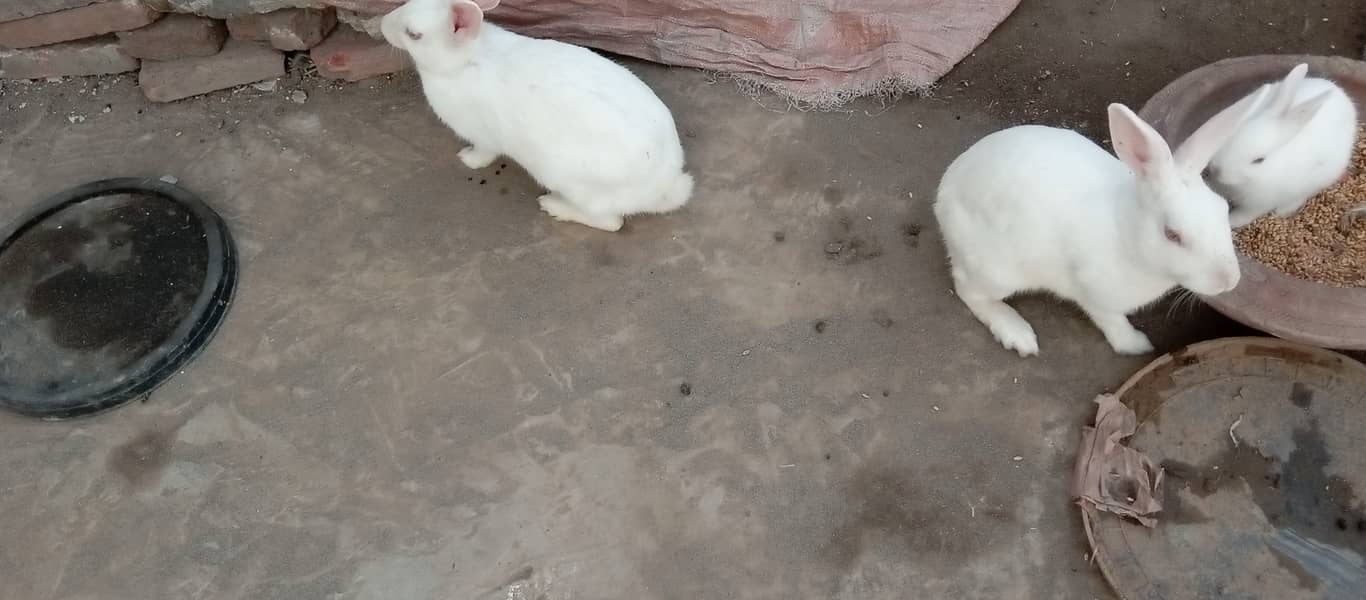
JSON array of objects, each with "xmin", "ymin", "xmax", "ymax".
[{"xmin": 0, "ymin": 178, "xmax": 236, "ymax": 419}]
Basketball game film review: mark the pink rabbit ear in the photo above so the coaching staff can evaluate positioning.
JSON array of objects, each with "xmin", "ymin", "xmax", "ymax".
[
  {"xmin": 451, "ymin": 1, "xmax": 484, "ymax": 42},
  {"xmin": 1108, "ymin": 103, "xmax": 1173, "ymax": 182},
  {"xmin": 474, "ymin": 0, "xmax": 500, "ymax": 10}
]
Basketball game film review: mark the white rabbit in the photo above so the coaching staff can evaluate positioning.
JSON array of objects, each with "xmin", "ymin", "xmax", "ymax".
[
  {"xmin": 1206, "ymin": 63, "xmax": 1358, "ymax": 227},
  {"xmin": 933, "ymin": 87, "xmax": 1269, "ymax": 357},
  {"xmin": 380, "ymin": 0, "xmax": 694, "ymax": 232}
]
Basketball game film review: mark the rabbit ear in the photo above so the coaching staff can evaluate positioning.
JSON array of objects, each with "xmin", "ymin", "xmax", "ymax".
[
  {"xmin": 1282, "ymin": 89, "xmax": 1333, "ymax": 134},
  {"xmin": 1269, "ymin": 63, "xmax": 1309, "ymax": 115},
  {"xmin": 474, "ymin": 0, "xmax": 500, "ymax": 10},
  {"xmin": 1108, "ymin": 103, "xmax": 1174, "ymax": 182},
  {"xmin": 1171, "ymin": 85, "xmax": 1270, "ymax": 175},
  {"xmin": 452, "ymin": 1, "xmax": 485, "ymax": 42}
]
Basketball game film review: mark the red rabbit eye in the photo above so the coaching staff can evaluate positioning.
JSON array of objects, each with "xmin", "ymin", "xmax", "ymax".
[{"xmin": 1164, "ymin": 226, "xmax": 1182, "ymax": 245}]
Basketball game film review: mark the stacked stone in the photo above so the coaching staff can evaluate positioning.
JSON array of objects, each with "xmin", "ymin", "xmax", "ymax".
[{"xmin": 0, "ymin": 0, "xmax": 407, "ymax": 101}]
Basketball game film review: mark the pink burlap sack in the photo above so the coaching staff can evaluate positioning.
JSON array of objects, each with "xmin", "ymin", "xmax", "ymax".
[{"xmin": 328, "ymin": 0, "xmax": 1020, "ymax": 108}]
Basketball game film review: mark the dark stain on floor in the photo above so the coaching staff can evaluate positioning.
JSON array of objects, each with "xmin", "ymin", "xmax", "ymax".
[
  {"xmin": 900, "ymin": 223, "xmax": 922, "ymax": 248},
  {"xmin": 1290, "ymin": 382, "xmax": 1314, "ymax": 408},
  {"xmin": 872, "ymin": 309, "xmax": 895, "ymax": 328},
  {"xmin": 1161, "ymin": 416, "xmax": 1366, "ymax": 583},
  {"xmin": 822, "ymin": 185, "xmax": 845, "ymax": 205},
  {"xmin": 822, "ymin": 464, "xmax": 1009, "ymax": 572},
  {"xmin": 107, "ymin": 426, "xmax": 178, "ymax": 488},
  {"xmin": 824, "ymin": 216, "xmax": 884, "ymax": 265}
]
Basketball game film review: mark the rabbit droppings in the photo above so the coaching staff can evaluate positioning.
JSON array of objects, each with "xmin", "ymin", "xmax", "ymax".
[
  {"xmin": 1206, "ymin": 63, "xmax": 1359, "ymax": 228},
  {"xmin": 380, "ymin": 0, "xmax": 695, "ymax": 232},
  {"xmin": 933, "ymin": 88, "xmax": 1270, "ymax": 357}
]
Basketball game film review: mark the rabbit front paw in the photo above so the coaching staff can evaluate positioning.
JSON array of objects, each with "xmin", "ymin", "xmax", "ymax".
[
  {"xmin": 989, "ymin": 318, "xmax": 1040, "ymax": 357},
  {"xmin": 458, "ymin": 146, "xmax": 499, "ymax": 170}
]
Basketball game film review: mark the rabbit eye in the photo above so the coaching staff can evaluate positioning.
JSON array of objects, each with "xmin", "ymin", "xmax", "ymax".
[
  {"xmin": 1164, "ymin": 226, "xmax": 1183, "ymax": 246},
  {"xmin": 1251, "ymin": 157, "xmax": 1265, "ymax": 165},
  {"xmin": 405, "ymin": 29, "xmax": 423, "ymax": 40}
]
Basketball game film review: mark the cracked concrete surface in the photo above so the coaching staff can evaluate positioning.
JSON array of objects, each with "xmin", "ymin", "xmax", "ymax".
[{"xmin": 0, "ymin": 1, "xmax": 1362, "ymax": 598}]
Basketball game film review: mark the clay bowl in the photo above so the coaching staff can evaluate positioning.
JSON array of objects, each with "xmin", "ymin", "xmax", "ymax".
[{"xmin": 1139, "ymin": 55, "xmax": 1366, "ymax": 350}]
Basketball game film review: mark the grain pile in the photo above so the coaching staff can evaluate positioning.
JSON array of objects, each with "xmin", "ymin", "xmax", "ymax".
[{"xmin": 1234, "ymin": 128, "xmax": 1366, "ymax": 288}]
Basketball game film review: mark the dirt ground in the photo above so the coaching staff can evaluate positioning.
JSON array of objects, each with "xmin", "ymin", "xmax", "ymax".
[{"xmin": 0, "ymin": 1, "xmax": 1362, "ymax": 599}]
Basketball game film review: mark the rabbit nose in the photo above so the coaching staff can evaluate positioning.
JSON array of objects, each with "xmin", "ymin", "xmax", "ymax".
[{"xmin": 1202, "ymin": 166, "xmax": 1218, "ymax": 180}]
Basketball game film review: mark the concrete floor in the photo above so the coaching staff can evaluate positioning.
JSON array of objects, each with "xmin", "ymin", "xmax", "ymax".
[{"xmin": 0, "ymin": 1, "xmax": 1361, "ymax": 598}]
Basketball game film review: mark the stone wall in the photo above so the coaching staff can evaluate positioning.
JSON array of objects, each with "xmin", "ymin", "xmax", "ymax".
[
  {"xmin": 0, "ymin": 0, "xmax": 407, "ymax": 101},
  {"xmin": 314, "ymin": 0, "xmax": 1023, "ymax": 108},
  {"xmin": 4, "ymin": 0, "xmax": 1025, "ymax": 108}
]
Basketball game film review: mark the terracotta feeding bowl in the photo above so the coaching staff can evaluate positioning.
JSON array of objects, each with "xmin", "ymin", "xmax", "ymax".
[{"xmin": 1139, "ymin": 55, "xmax": 1366, "ymax": 350}]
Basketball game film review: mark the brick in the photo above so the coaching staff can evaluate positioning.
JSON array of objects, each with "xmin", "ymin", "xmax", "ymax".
[
  {"xmin": 310, "ymin": 26, "xmax": 407, "ymax": 82},
  {"xmin": 226, "ymin": 7, "xmax": 336, "ymax": 50},
  {"xmin": 0, "ymin": 0, "xmax": 161, "ymax": 49},
  {"xmin": 117, "ymin": 14, "xmax": 226, "ymax": 60},
  {"xmin": 0, "ymin": 35, "xmax": 137, "ymax": 78},
  {"xmin": 138, "ymin": 39, "xmax": 282, "ymax": 102}
]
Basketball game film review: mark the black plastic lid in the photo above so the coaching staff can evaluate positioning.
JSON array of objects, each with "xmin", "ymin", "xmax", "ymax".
[{"xmin": 0, "ymin": 178, "xmax": 236, "ymax": 419}]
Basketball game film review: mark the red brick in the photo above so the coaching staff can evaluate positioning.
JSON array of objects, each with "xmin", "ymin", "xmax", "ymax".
[
  {"xmin": 117, "ymin": 14, "xmax": 226, "ymax": 60},
  {"xmin": 226, "ymin": 8, "xmax": 336, "ymax": 51},
  {"xmin": 0, "ymin": 0, "xmax": 161, "ymax": 49},
  {"xmin": 311, "ymin": 26, "xmax": 408, "ymax": 82},
  {"xmin": 0, "ymin": 35, "xmax": 137, "ymax": 78},
  {"xmin": 138, "ymin": 39, "xmax": 282, "ymax": 102}
]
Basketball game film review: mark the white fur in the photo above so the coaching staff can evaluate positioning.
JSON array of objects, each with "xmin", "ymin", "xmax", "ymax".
[
  {"xmin": 933, "ymin": 90, "xmax": 1268, "ymax": 357},
  {"xmin": 1208, "ymin": 64, "xmax": 1358, "ymax": 227},
  {"xmin": 380, "ymin": 0, "xmax": 694, "ymax": 232}
]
